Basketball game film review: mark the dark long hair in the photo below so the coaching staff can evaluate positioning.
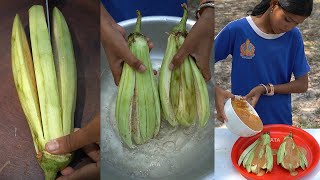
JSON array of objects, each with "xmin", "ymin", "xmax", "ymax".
[{"xmin": 250, "ymin": 0, "xmax": 313, "ymax": 17}]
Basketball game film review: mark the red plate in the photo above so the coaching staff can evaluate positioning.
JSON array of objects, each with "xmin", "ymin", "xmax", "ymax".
[{"xmin": 231, "ymin": 124, "xmax": 320, "ymax": 180}]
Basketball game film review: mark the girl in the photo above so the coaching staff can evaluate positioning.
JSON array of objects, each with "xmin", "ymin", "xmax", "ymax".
[{"xmin": 215, "ymin": 0, "xmax": 313, "ymax": 125}]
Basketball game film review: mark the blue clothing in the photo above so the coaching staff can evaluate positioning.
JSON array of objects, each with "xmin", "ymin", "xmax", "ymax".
[
  {"xmin": 215, "ymin": 16, "xmax": 310, "ymax": 125},
  {"xmin": 102, "ymin": 0, "xmax": 187, "ymax": 22}
]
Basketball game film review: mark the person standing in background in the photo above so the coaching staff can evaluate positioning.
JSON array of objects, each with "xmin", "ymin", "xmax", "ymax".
[{"xmin": 214, "ymin": 0, "xmax": 313, "ymax": 125}]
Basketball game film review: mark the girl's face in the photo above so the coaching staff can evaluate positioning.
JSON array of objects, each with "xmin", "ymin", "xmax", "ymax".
[{"xmin": 269, "ymin": 3, "xmax": 307, "ymax": 34}]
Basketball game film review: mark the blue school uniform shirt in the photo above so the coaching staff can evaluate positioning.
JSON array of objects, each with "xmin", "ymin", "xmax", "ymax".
[
  {"xmin": 214, "ymin": 16, "xmax": 310, "ymax": 125},
  {"xmin": 102, "ymin": 0, "xmax": 187, "ymax": 22}
]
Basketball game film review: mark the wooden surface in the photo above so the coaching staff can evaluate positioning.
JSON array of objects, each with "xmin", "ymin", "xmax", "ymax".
[{"xmin": 0, "ymin": 0, "xmax": 100, "ymax": 179}]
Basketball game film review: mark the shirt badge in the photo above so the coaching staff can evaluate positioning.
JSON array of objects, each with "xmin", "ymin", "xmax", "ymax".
[{"xmin": 240, "ymin": 39, "xmax": 255, "ymax": 59}]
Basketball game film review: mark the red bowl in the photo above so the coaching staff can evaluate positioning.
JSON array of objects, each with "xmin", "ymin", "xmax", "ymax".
[{"xmin": 231, "ymin": 124, "xmax": 320, "ymax": 180}]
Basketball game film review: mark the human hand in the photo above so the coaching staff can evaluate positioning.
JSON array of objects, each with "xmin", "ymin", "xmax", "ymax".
[
  {"xmin": 215, "ymin": 86, "xmax": 234, "ymax": 122},
  {"xmin": 243, "ymin": 85, "xmax": 266, "ymax": 107},
  {"xmin": 45, "ymin": 114, "xmax": 100, "ymax": 180},
  {"xmin": 100, "ymin": 5, "xmax": 154, "ymax": 85},
  {"xmin": 170, "ymin": 7, "xmax": 214, "ymax": 81}
]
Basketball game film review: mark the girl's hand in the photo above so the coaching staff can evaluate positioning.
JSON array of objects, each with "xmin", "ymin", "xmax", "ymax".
[
  {"xmin": 243, "ymin": 85, "xmax": 266, "ymax": 107},
  {"xmin": 215, "ymin": 86, "xmax": 234, "ymax": 122}
]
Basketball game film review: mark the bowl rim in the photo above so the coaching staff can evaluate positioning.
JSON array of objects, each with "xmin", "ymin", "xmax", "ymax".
[{"xmin": 118, "ymin": 15, "xmax": 196, "ymax": 27}]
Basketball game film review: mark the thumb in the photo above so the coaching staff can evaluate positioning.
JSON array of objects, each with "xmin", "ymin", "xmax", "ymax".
[
  {"xmin": 123, "ymin": 49, "xmax": 146, "ymax": 72},
  {"xmin": 45, "ymin": 114, "xmax": 100, "ymax": 154},
  {"xmin": 170, "ymin": 47, "xmax": 188, "ymax": 70}
]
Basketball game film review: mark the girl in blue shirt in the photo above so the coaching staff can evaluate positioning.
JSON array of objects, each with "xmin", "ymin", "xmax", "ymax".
[{"xmin": 215, "ymin": 0, "xmax": 313, "ymax": 125}]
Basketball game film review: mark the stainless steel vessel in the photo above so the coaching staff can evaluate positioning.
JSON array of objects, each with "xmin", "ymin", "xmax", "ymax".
[{"xmin": 101, "ymin": 16, "xmax": 215, "ymax": 180}]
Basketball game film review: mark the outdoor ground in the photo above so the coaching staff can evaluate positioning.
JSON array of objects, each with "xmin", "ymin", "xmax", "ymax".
[{"xmin": 189, "ymin": 0, "xmax": 320, "ymax": 128}]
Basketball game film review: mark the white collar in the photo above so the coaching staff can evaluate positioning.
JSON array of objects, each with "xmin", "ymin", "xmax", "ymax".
[{"xmin": 246, "ymin": 16, "xmax": 285, "ymax": 39}]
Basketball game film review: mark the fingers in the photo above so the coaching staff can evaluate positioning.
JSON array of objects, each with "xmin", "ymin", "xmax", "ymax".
[
  {"xmin": 199, "ymin": 63, "xmax": 211, "ymax": 82},
  {"xmin": 190, "ymin": 53, "xmax": 212, "ymax": 81},
  {"xmin": 109, "ymin": 58, "xmax": 123, "ymax": 86},
  {"xmin": 221, "ymin": 88, "xmax": 235, "ymax": 99},
  {"xmin": 250, "ymin": 97, "xmax": 259, "ymax": 108},
  {"xmin": 57, "ymin": 162, "xmax": 100, "ymax": 180},
  {"xmin": 146, "ymin": 37, "xmax": 154, "ymax": 50},
  {"xmin": 61, "ymin": 167, "xmax": 75, "ymax": 176},
  {"xmin": 227, "ymin": 92, "xmax": 235, "ymax": 99},
  {"xmin": 111, "ymin": 37, "xmax": 154, "ymax": 86},
  {"xmin": 215, "ymin": 87, "xmax": 235, "ymax": 122},
  {"xmin": 216, "ymin": 100, "xmax": 227, "ymax": 122},
  {"xmin": 215, "ymin": 95, "xmax": 227, "ymax": 122},
  {"xmin": 122, "ymin": 49, "xmax": 146, "ymax": 72},
  {"xmin": 245, "ymin": 95, "xmax": 259, "ymax": 108},
  {"xmin": 82, "ymin": 144, "xmax": 100, "ymax": 162},
  {"xmin": 243, "ymin": 89, "xmax": 261, "ymax": 107},
  {"xmin": 169, "ymin": 47, "xmax": 188, "ymax": 70},
  {"xmin": 114, "ymin": 24, "xmax": 126, "ymax": 38},
  {"xmin": 105, "ymin": 48, "xmax": 123, "ymax": 86},
  {"xmin": 217, "ymin": 92, "xmax": 234, "ymax": 122},
  {"xmin": 111, "ymin": 70, "xmax": 121, "ymax": 86},
  {"xmin": 243, "ymin": 92, "xmax": 253, "ymax": 101},
  {"xmin": 45, "ymin": 113, "xmax": 100, "ymax": 155},
  {"xmin": 216, "ymin": 113, "xmax": 226, "ymax": 123}
]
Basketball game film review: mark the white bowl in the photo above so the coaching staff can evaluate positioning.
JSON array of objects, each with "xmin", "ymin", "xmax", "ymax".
[{"xmin": 224, "ymin": 97, "xmax": 262, "ymax": 137}]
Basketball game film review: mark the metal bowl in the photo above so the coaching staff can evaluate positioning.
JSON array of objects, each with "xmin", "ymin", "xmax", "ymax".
[{"xmin": 101, "ymin": 16, "xmax": 215, "ymax": 180}]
